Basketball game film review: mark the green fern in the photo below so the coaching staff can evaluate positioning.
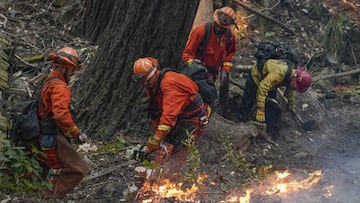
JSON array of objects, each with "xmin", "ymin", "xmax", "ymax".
[{"xmin": 319, "ymin": 14, "xmax": 348, "ymax": 63}]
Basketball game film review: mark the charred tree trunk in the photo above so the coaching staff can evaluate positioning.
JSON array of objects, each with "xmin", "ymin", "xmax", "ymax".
[{"xmin": 72, "ymin": 1, "xmax": 200, "ymax": 140}]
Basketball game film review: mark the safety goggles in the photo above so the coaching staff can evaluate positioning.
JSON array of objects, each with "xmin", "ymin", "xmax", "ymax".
[{"xmin": 132, "ymin": 67, "xmax": 155, "ymax": 84}]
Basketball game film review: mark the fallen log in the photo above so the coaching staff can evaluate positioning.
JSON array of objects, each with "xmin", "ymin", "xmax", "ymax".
[
  {"xmin": 81, "ymin": 160, "xmax": 137, "ymax": 183},
  {"xmin": 23, "ymin": 54, "xmax": 45, "ymax": 63},
  {"xmin": 233, "ymin": 64, "xmax": 252, "ymax": 72},
  {"xmin": 313, "ymin": 68, "xmax": 360, "ymax": 82},
  {"xmin": 233, "ymin": 0, "xmax": 296, "ymax": 35}
]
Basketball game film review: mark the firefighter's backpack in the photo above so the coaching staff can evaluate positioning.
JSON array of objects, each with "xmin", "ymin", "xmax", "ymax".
[
  {"xmin": 160, "ymin": 64, "xmax": 218, "ymax": 105},
  {"xmin": 254, "ymin": 41, "xmax": 299, "ymax": 74},
  {"xmin": 7, "ymin": 76, "xmax": 57, "ymax": 149}
]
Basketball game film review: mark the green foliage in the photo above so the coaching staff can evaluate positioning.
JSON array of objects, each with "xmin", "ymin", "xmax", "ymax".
[
  {"xmin": 0, "ymin": 133, "xmax": 50, "ymax": 193},
  {"xmin": 349, "ymin": 82, "xmax": 360, "ymax": 103},
  {"xmin": 97, "ymin": 135, "xmax": 127, "ymax": 154},
  {"xmin": 319, "ymin": 14, "xmax": 348, "ymax": 63},
  {"xmin": 264, "ymin": 31, "xmax": 276, "ymax": 39},
  {"xmin": 182, "ymin": 130, "xmax": 201, "ymax": 182},
  {"xmin": 218, "ymin": 136, "xmax": 254, "ymax": 184}
]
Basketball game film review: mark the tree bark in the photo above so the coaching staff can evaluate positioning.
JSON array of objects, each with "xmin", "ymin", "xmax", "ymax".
[
  {"xmin": 72, "ymin": 1, "xmax": 200, "ymax": 139},
  {"xmin": 192, "ymin": 0, "xmax": 213, "ymax": 29}
]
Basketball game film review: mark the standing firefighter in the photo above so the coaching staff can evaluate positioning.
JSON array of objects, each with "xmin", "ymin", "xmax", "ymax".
[
  {"xmin": 237, "ymin": 57, "xmax": 312, "ymax": 139},
  {"xmin": 182, "ymin": 6, "xmax": 237, "ymax": 116},
  {"xmin": 38, "ymin": 47, "xmax": 88, "ymax": 199},
  {"xmin": 132, "ymin": 57, "xmax": 211, "ymax": 167}
]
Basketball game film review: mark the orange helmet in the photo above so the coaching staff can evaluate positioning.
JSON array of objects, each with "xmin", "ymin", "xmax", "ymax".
[
  {"xmin": 292, "ymin": 67, "xmax": 312, "ymax": 93},
  {"xmin": 48, "ymin": 47, "xmax": 80, "ymax": 70},
  {"xmin": 213, "ymin": 7, "xmax": 238, "ymax": 29},
  {"xmin": 132, "ymin": 57, "xmax": 159, "ymax": 83}
]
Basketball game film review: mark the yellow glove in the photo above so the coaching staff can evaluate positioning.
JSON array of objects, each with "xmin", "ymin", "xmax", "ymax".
[
  {"xmin": 256, "ymin": 107, "xmax": 265, "ymax": 123},
  {"xmin": 186, "ymin": 59, "xmax": 201, "ymax": 65},
  {"xmin": 145, "ymin": 135, "xmax": 162, "ymax": 152},
  {"xmin": 222, "ymin": 62, "xmax": 233, "ymax": 72}
]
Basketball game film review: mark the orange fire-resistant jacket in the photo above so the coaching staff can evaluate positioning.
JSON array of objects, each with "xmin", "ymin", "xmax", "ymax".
[
  {"xmin": 251, "ymin": 59, "xmax": 296, "ymax": 108},
  {"xmin": 148, "ymin": 71, "xmax": 206, "ymax": 139},
  {"xmin": 182, "ymin": 23, "xmax": 236, "ymax": 71},
  {"xmin": 38, "ymin": 70, "xmax": 77, "ymax": 135}
]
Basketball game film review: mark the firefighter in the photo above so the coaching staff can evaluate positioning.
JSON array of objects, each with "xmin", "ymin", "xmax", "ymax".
[
  {"xmin": 38, "ymin": 47, "xmax": 88, "ymax": 199},
  {"xmin": 182, "ymin": 6, "xmax": 237, "ymax": 116},
  {"xmin": 132, "ymin": 57, "xmax": 211, "ymax": 166},
  {"xmin": 237, "ymin": 59, "xmax": 312, "ymax": 139}
]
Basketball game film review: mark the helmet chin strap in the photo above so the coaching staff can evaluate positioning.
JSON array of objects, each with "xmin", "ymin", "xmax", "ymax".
[{"xmin": 64, "ymin": 68, "xmax": 69, "ymax": 84}]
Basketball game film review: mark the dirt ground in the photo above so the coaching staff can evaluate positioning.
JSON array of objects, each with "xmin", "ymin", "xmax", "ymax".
[{"xmin": 1, "ymin": 0, "xmax": 360, "ymax": 203}]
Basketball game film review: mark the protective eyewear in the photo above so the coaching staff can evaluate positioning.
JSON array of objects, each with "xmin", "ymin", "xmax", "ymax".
[{"xmin": 132, "ymin": 67, "xmax": 155, "ymax": 83}]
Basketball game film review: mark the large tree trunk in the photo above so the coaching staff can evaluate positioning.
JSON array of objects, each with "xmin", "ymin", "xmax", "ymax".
[
  {"xmin": 72, "ymin": 1, "xmax": 200, "ymax": 139},
  {"xmin": 192, "ymin": 0, "xmax": 213, "ymax": 29}
]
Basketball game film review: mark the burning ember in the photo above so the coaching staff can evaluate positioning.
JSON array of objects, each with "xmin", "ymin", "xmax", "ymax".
[
  {"xmin": 136, "ymin": 173, "xmax": 208, "ymax": 202},
  {"xmin": 222, "ymin": 170, "xmax": 323, "ymax": 202}
]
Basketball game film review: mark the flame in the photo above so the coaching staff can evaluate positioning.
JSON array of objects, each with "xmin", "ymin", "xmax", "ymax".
[
  {"xmin": 138, "ymin": 174, "xmax": 208, "ymax": 202},
  {"xmin": 138, "ymin": 170, "xmax": 323, "ymax": 202},
  {"xmin": 221, "ymin": 189, "xmax": 252, "ymax": 203},
  {"xmin": 222, "ymin": 170, "xmax": 323, "ymax": 202},
  {"xmin": 265, "ymin": 170, "xmax": 322, "ymax": 195}
]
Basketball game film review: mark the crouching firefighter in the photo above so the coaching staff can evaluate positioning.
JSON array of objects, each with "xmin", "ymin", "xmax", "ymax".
[
  {"xmin": 237, "ymin": 57, "xmax": 312, "ymax": 140},
  {"xmin": 132, "ymin": 57, "xmax": 211, "ymax": 166},
  {"xmin": 36, "ymin": 47, "xmax": 88, "ymax": 199}
]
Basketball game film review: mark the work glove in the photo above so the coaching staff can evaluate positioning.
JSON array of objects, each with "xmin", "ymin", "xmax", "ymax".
[
  {"xmin": 256, "ymin": 107, "xmax": 266, "ymax": 123},
  {"xmin": 186, "ymin": 59, "xmax": 201, "ymax": 65},
  {"xmin": 77, "ymin": 132, "xmax": 88, "ymax": 144},
  {"xmin": 69, "ymin": 125, "xmax": 87, "ymax": 144},
  {"xmin": 145, "ymin": 135, "xmax": 162, "ymax": 152},
  {"xmin": 222, "ymin": 62, "xmax": 232, "ymax": 72}
]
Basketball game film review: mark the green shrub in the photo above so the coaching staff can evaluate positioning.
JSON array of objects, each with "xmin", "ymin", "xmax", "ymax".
[{"xmin": 0, "ymin": 133, "xmax": 50, "ymax": 193}]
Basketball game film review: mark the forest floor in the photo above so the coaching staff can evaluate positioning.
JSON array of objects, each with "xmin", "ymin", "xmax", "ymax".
[{"xmin": 1, "ymin": 1, "xmax": 360, "ymax": 203}]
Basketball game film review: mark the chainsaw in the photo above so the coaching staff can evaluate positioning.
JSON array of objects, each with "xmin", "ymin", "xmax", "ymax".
[{"xmin": 133, "ymin": 143, "xmax": 174, "ymax": 165}]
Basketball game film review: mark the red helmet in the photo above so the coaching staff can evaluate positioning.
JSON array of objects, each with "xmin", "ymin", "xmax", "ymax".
[
  {"xmin": 292, "ymin": 67, "xmax": 312, "ymax": 93},
  {"xmin": 213, "ymin": 7, "xmax": 238, "ymax": 29},
  {"xmin": 48, "ymin": 47, "xmax": 80, "ymax": 70},
  {"xmin": 132, "ymin": 57, "xmax": 158, "ymax": 84}
]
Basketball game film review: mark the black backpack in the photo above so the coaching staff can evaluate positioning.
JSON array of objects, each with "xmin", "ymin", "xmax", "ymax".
[
  {"xmin": 160, "ymin": 64, "xmax": 218, "ymax": 105},
  {"xmin": 7, "ymin": 76, "xmax": 58, "ymax": 149},
  {"xmin": 197, "ymin": 22, "xmax": 232, "ymax": 61},
  {"xmin": 254, "ymin": 41, "xmax": 299, "ymax": 80}
]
